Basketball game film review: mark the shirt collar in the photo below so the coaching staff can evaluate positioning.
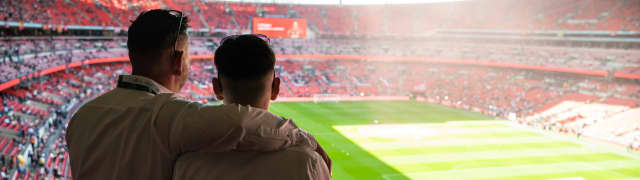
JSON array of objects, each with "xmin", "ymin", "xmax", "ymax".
[{"xmin": 117, "ymin": 75, "xmax": 173, "ymax": 94}]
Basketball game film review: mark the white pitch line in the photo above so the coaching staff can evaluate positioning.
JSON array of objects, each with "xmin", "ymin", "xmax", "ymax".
[
  {"xmin": 336, "ymin": 121, "xmax": 510, "ymax": 129},
  {"xmin": 353, "ymin": 136, "xmax": 561, "ymax": 150},
  {"xmin": 378, "ymin": 146, "xmax": 606, "ymax": 165},
  {"xmin": 336, "ymin": 126, "xmax": 528, "ymax": 139}
]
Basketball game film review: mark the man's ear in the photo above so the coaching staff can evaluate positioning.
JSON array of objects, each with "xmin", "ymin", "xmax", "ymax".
[
  {"xmin": 212, "ymin": 77, "xmax": 224, "ymax": 100},
  {"xmin": 270, "ymin": 77, "xmax": 280, "ymax": 101},
  {"xmin": 171, "ymin": 50, "xmax": 184, "ymax": 75}
]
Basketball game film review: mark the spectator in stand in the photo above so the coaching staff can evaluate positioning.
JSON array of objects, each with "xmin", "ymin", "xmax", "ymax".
[
  {"xmin": 174, "ymin": 34, "xmax": 331, "ymax": 180},
  {"xmin": 0, "ymin": 167, "xmax": 6, "ymax": 180},
  {"xmin": 66, "ymin": 10, "xmax": 320, "ymax": 180}
]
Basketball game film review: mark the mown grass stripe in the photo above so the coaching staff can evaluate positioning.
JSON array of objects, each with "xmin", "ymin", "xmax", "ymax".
[
  {"xmin": 336, "ymin": 131, "xmax": 542, "ymax": 144},
  {"xmin": 481, "ymin": 168, "xmax": 640, "ymax": 180},
  {"xmin": 379, "ymin": 147, "xmax": 607, "ymax": 164},
  {"xmin": 392, "ymin": 153, "xmax": 629, "ymax": 173},
  {"xmin": 355, "ymin": 136, "xmax": 559, "ymax": 149},
  {"xmin": 370, "ymin": 141, "xmax": 582, "ymax": 156},
  {"xmin": 386, "ymin": 160, "xmax": 640, "ymax": 180}
]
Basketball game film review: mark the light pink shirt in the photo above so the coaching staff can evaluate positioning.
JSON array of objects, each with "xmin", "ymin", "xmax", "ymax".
[{"xmin": 66, "ymin": 75, "xmax": 318, "ymax": 180}]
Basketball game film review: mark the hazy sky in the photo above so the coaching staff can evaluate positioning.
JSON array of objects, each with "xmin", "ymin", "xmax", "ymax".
[{"xmin": 207, "ymin": 0, "xmax": 467, "ymax": 5}]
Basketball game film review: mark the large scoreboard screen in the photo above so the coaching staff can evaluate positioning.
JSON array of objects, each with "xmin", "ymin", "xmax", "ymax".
[{"xmin": 252, "ymin": 17, "xmax": 307, "ymax": 38}]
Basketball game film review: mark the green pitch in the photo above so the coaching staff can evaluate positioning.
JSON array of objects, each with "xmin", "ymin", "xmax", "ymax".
[{"xmin": 269, "ymin": 101, "xmax": 640, "ymax": 180}]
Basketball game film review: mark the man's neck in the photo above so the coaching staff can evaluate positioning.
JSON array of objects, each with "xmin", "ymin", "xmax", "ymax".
[
  {"xmin": 131, "ymin": 72, "xmax": 175, "ymax": 92},
  {"xmin": 223, "ymin": 99, "xmax": 269, "ymax": 110}
]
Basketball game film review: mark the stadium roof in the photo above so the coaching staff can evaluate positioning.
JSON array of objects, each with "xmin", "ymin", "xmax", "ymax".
[{"xmin": 208, "ymin": 0, "xmax": 467, "ymax": 5}]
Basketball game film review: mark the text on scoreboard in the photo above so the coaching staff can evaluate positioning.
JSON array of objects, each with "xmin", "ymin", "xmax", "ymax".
[{"xmin": 252, "ymin": 17, "xmax": 307, "ymax": 38}]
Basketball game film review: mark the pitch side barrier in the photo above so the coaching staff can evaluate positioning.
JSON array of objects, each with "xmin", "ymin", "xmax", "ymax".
[
  {"xmin": 3, "ymin": 54, "xmax": 640, "ymax": 91},
  {"xmin": 413, "ymin": 96, "xmax": 505, "ymax": 118}
]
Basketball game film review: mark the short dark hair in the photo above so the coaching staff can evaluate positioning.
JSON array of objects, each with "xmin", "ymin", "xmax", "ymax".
[
  {"xmin": 214, "ymin": 35, "xmax": 276, "ymax": 80},
  {"xmin": 127, "ymin": 9, "xmax": 189, "ymax": 58}
]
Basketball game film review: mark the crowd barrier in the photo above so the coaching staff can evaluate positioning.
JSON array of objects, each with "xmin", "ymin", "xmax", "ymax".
[{"xmin": 2, "ymin": 54, "xmax": 639, "ymax": 92}]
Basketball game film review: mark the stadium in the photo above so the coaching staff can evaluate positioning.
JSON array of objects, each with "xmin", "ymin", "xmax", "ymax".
[{"xmin": 1, "ymin": 0, "xmax": 640, "ymax": 179}]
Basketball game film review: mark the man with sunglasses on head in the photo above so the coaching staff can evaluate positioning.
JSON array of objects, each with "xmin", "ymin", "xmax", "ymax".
[
  {"xmin": 66, "ymin": 10, "xmax": 322, "ymax": 180},
  {"xmin": 172, "ymin": 34, "xmax": 331, "ymax": 180}
]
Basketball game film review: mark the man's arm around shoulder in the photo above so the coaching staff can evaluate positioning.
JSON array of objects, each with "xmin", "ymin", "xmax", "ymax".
[{"xmin": 153, "ymin": 95, "xmax": 318, "ymax": 154}]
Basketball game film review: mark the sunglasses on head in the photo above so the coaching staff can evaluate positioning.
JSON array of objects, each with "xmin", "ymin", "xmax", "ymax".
[
  {"xmin": 219, "ymin": 34, "xmax": 270, "ymax": 45},
  {"xmin": 167, "ymin": 10, "xmax": 184, "ymax": 55}
]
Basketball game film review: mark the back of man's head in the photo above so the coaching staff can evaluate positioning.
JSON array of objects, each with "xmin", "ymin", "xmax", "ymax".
[
  {"xmin": 213, "ymin": 34, "xmax": 279, "ymax": 109},
  {"xmin": 127, "ymin": 9, "xmax": 189, "ymax": 76}
]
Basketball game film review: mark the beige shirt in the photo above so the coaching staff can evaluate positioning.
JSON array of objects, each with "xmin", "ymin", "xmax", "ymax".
[
  {"xmin": 66, "ymin": 75, "xmax": 318, "ymax": 180},
  {"xmin": 173, "ymin": 147, "xmax": 331, "ymax": 180}
]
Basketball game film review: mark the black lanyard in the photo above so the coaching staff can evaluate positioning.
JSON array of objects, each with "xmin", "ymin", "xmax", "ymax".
[{"xmin": 116, "ymin": 76, "xmax": 159, "ymax": 95}]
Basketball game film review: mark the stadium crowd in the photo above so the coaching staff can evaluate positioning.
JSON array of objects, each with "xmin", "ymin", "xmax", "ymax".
[
  {"xmin": 272, "ymin": 38, "xmax": 640, "ymax": 74},
  {"xmin": 2, "ymin": 37, "xmax": 640, "ymax": 85},
  {"xmin": 0, "ymin": 63, "xmax": 129, "ymax": 179},
  {"xmin": 0, "ymin": 38, "xmax": 126, "ymax": 84},
  {"xmin": 2, "ymin": 0, "xmax": 640, "ymax": 32},
  {"xmin": 0, "ymin": 38, "xmax": 214, "ymax": 84}
]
